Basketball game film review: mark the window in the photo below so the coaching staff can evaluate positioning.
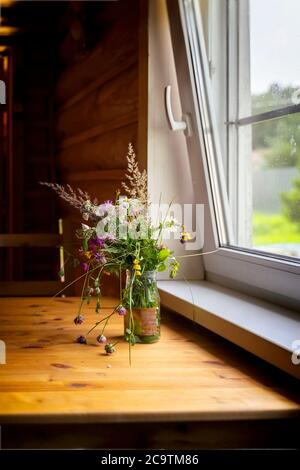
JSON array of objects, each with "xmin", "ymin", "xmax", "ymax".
[
  {"xmin": 167, "ymin": 0, "xmax": 300, "ymax": 310},
  {"xmin": 200, "ymin": 0, "xmax": 300, "ymax": 259}
]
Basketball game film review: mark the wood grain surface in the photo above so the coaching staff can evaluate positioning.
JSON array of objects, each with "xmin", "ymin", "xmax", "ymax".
[{"xmin": 0, "ymin": 297, "xmax": 299, "ymax": 425}]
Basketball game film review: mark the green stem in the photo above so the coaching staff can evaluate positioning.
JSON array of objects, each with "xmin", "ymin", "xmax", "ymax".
[
  {"xmin": 128, "ymin": 270, "xmax": 136, "ymax": 367},
  {"xmin": 99, "ymin": 313, "xmax": 113, "ymax": 337},
  {"xmin": 177, "ymin": 248, "xmax": 220, "ymax": 258},
  {"xmin": 77, "ymin": 267, "xmax": 90, "ymax": 317},
  {"xmin": 52, "ymin": 264, "xmax": 102, "ymax": 299},
  {"xmin": 52, "ymin": 254, "xmax": 127, "ymax": 300},
  {"xmin": 86, "ymin": 310, "xmax": 116, "ymax": 336},
  {"xmin": 157, "ymin": 198, "xmax": 174, "ymax": 244},
  {"xmin": 119, "ymin": 264, "xmax": 122, "ymax": 304}
]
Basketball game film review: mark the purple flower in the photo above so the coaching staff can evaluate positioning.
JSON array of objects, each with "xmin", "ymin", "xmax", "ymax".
[
  {"xmin": 95, "ymin": 253, "xmax": 107, "ymax": 264},
  {"xmin": 117, "ymin": 305, "xmax": 126, "ymax": 316},
  {"xmin": 97, "ymin": 334, "xmax": 107, "ymax": 344},
  {"xmin": 81, "ymin": 263, "xmax": 89, "ymax": 272},
  {"xmin": 105, "ymin": 343, "xmax": 115, "ymax": 354},
  {"xmin": 77, "ymin": 335, "xmax": 87, "ymax": 344},
  {"xmin": 89, "ymin": 236, "xmax": 105, "ymax": 250},
  {"xmin": 74, "ymin": 315, "xmax": 84, "ymax": 325},
  {"xmin": 89, "ymin": 243, "xmax": 98, "ymax": 254}
]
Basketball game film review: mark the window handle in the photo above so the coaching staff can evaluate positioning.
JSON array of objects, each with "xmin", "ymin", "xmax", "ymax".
[{"xmin": 165, "ymin": 85, "xmax": 192, "ymax": 136}]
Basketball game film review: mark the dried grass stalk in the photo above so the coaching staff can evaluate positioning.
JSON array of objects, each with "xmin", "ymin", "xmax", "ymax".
[
  {"xmin": 40, "ymin": 182, "xmax": 93, "ymax": 209},
  {"xmin": 121, "ymin": 143, "xmax": 148, "ymax": 205}
]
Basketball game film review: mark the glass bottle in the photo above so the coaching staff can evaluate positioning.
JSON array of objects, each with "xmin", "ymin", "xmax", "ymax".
[{"xmin": 123, "ymin": 270, "xmax": 160, "ymax": 343}]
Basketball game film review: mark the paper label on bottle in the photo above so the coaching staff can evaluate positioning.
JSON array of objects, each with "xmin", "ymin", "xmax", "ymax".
[{"xmin": 134, "ymin": 308, "xmax": 159, "ymax": 336}]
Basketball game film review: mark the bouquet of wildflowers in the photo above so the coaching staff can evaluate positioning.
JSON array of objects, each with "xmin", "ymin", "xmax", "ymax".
[{"xmin": 42, "ymin": 144, "xmax": 190, "ymax": 358}]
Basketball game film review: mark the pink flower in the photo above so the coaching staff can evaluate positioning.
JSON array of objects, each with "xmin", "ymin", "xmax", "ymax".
[
  {"xmin": 117, "ymin": 305, "xmax": 126, "ymax": 316},
  {"xmin": 95, "ymin": 253, "xmax": 107, "ymax": 264},
  {"xmin": 97, "ymin": 334, "xmax": 107, "ymax": 344},
  {"xmin": 74, "ymin": 315, "xmax": 84, "ymax": 325},
  {"xmin": 76, "ymin": 335, "xmax": 87, "ymax": 344},
  {"xmin": 81, "ymin": 263, "xmax": 89, "ymax": 272}
]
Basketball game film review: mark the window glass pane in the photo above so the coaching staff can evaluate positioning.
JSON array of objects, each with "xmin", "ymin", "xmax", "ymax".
[
  {"xmin": 239, "ymin": 113, "xmax": 300, "ymax": 258},
  {"xmin": 249, "ymin": 0, "xmax": 300, "ymax": 117},
  {"xmin": 197, "ymin": 0, "xmax": 300, "ymax": 260}
]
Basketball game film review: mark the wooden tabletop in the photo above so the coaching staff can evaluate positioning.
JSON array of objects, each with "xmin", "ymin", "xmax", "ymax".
[{"xmin": 0, "ymin": 297, "xmax": 300, "ymax": 424}]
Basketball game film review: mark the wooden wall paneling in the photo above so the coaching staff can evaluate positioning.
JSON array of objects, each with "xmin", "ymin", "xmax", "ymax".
[
  {"xmin": 58, "ymin": 123, "xmax": 137, "ymax": 173},
  {"xmin": 65, "ymin": 169, "xmax": 125, "ymax": 183},
  {"xmin": 56, "ymin": 1, "xmax": 139, "ymax": 105},
  {"xmin": 0, "ymin": 48, "xmax": 15, "ymax": 279},
  {"xmin": 58, "ymin": 53, "xmax": 138, "ymax": 115},
  {"xmin": 55, "ymin": 0, "xmax": 141, "ymax": 294},
  {"xmin": 138, "ymin": 0, "xmax": 149, "ymax": 171},
  {"xmin": 59, "ymin": 111, "xmax": 137, "ymax": 151},
  {"xmin": 57, "ymin": 64, "xmax": 138, "ymax": 141}
]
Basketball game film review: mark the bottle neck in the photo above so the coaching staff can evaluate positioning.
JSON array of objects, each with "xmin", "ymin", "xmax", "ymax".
[
  {"xmin": 141, "ymin": 270, "xmax": 156, "ymax": 281},
  {"xmin": 126, "ymin": 269, "xmax": 157, "ymax": 281}
]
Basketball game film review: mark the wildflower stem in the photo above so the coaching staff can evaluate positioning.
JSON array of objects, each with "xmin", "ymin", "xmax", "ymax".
[
  {"xmin": 177, "ymin": 248, "xmax": 220, "ymax": 258},
  {"xmin": 52, "ymin": 264, "xmax": 101, "ymax": 299},
  {"xmin": 99, "ymin": 313, "xmax": 113, "ymax": 337},
  {"xmin": 119, "ymin": 264, "xmax": 122, "ymax": 304},
  {"xmin": 157, "ymin": 198, "xmax": 174, "ymax": 244},
  {"xmin": 128, "ymin": 270, "xmax": 136, "ymax": 367},
  {"xmin": 86, "ymin": 310, "xmax": 116, "ymax": 336},
  {"xmin": 77, "ymin": 267, "xmax": 90, "ymax": 316},
  {"xmin": 52, "ymin": 254, "xmax": 126, "ymax": 300}
]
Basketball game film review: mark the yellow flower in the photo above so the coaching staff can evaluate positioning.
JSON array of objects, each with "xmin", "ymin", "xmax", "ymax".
[
  {"xmin": 133, "ymin": 258, "xmax": 141, "ymax": 274},
  {"xmin": 85, "ymin": 251, "xmax": 92, "ymax": 259},
  {"xmin": 180, "ymin": 225, "xmax": 192, "ymax": 244}
]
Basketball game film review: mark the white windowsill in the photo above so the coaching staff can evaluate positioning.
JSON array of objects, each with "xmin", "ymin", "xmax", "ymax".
[{"xmin": 158, "ymin": 280, "xmax": 300, "ymax": 379}]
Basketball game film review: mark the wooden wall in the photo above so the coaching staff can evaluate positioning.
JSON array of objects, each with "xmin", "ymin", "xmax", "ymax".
[
  {"xmin": 55, "ymin": 0, "xmax": 143, "ymax": 293},
  {"xmin": 0, "ymin": 1, "xmax": 62, "ymax": 283}
]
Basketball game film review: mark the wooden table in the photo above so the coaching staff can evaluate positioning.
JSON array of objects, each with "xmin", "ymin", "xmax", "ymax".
[{"xmin": 0, "ymin": 297, "xmax": 300, "ymax": 448}]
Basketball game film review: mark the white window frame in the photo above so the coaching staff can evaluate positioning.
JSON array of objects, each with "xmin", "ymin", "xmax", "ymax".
[
  {"xmin": 227, "ymin": 0, "xmax": 252, "ymax": 247},
  {"xmin": 167, "ymin": 0, "xmax": 300, "ymax": 311}
]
